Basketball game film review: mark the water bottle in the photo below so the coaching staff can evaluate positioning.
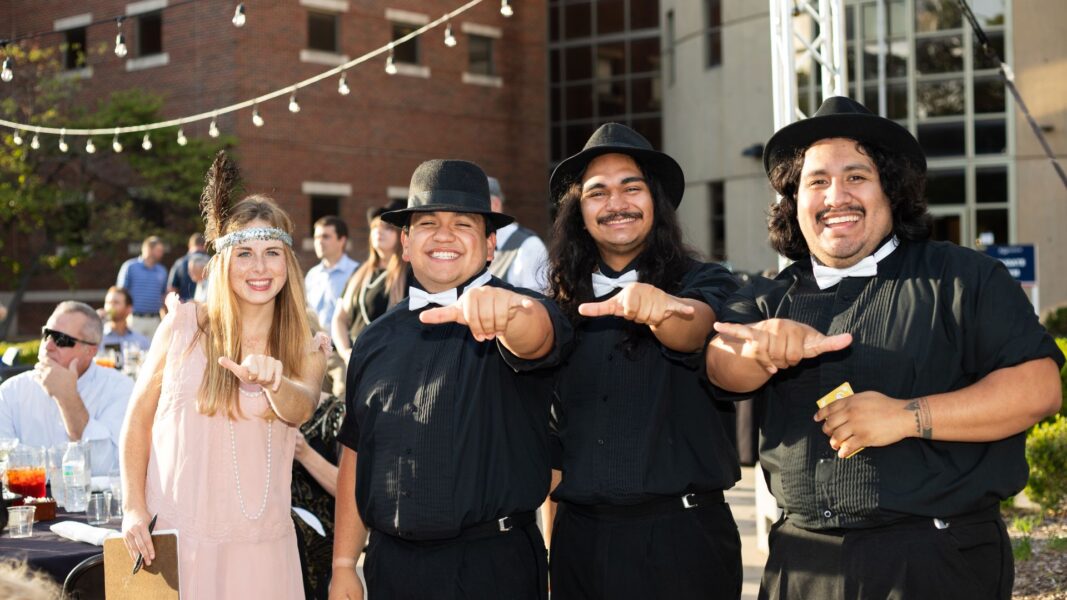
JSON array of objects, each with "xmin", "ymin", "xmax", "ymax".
[{"xmin": 61, "ymin": 442, "xmax": 90, "ymax": 512}]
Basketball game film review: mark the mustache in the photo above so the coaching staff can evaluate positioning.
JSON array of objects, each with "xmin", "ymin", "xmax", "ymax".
[
  {"xmin": 597, "ymin": 211, "xmax": 643, "ymax": 225},
  {"xmin": 816, "ymin": 207, "xmax": 865, "ymax": 223}
]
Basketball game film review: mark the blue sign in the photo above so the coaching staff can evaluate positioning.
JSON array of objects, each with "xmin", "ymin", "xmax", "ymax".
[{"xmin": 985, "ymin": 244, "xmax": 1036, "ymax": 284}]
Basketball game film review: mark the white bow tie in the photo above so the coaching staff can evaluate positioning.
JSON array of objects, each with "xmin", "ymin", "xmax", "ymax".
[
  {"xmin": 591, "ymin": 269, "xmax": 639, "ymax": 297},
  {"xmin": 408, "ymin": 270, "xmax": 492, "ymax": 310},
  {"xmin": 811, "ymin": 237, "xmax": 899, "ymax": 290}
]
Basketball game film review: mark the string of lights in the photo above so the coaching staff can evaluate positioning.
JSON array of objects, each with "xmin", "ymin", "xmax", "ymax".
[{"xmin": 0, "ymin": 0, "xmax": 515, "ymax": 152}]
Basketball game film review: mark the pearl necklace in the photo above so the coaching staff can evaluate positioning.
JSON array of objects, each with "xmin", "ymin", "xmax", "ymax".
[{"xmin": 228, "ymin": 385, "xmax": 272, "ymax": 521}]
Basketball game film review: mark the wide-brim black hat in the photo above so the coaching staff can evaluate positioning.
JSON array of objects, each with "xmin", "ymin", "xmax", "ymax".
[
  {"xmin": 549, "ymin": 123, "xmax": 685, "ymax": 208},
  {"xmin": 763, "ymin": 96, "xmax": 926, "ymax": 175},
  {"xmin": 381, "ymin": 159, "xmax": 515, "ymax": 229}
]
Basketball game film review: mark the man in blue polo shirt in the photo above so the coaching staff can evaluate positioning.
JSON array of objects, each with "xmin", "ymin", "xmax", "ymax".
[
  {"xmin": 305, "ymin": 215, "xmax": 359, "ymax": 330},
  {"xmin": 116, "ymin": 236, "xmax": 168, "ymax": 340}
]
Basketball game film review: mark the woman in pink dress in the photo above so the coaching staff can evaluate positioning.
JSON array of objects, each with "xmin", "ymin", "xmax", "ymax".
[{"xmin": 120, "ymin": 153, "xmax": 328, "ymax": 599}]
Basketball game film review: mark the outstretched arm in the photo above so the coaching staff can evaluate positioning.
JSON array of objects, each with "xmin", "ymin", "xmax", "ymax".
[
  {"xmin": 578, "ymin": 282, "xmax": 710, "ymax": 353},
  {"xmin": 419, "ymin": 286, "xmax": 555, "ymax": 359}
]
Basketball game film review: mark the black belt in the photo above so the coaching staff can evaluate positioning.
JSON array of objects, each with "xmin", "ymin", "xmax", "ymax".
[
  {"xmin": 132, "ymin": 312, "xmax": 159, "ymax": 317},
  {"xmin": 790, "ymin": 504, "xmax": 1002, "ymax": 536},
  {"xmin": 563, "ymin": 491, "xmax": 725, "ymax": 519},
  {"xmin": 384, "ymin": 511, "xmax": 536, "ymax": 545}
]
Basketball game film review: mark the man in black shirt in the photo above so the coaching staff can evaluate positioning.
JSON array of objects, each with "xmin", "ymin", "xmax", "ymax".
[
  {"xmin": 545, "ymin": 123, "xmax": 742, "ymax": 600},
  {"xmin": 330, "ymin": 160, "xmax": 572, "ymax": 600},
  {"xmin": 706, "ymin": 96, "xmax": 1064, "ymax": 599}
]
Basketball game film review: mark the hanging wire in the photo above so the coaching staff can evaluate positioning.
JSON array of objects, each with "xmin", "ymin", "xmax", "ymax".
[{"xmin": 0, "ymin": 0, "xmax": 488, "ymax": 138}]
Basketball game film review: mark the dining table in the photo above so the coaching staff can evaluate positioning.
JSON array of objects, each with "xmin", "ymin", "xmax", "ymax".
[{"xmin": 0, "ymin": 509, "xmax": 119, "ymax": 583}]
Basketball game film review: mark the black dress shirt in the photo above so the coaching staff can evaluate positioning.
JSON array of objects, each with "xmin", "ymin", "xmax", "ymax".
[
  {"xmin": 551, "ymin": 260, "xmax": 741, "ymax": 506},
  {"xmin": 337, "ymin": 274, "xmax": 573, "ymax": 540},
  {"xmin": 715, "ymin": 240, "xmax": 1065, "ymax": 530}
]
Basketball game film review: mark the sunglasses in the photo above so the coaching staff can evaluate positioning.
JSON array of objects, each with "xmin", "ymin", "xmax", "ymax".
[{"xmin": 41, "ymin": 327, "xmax": 97, "ymax": 348}]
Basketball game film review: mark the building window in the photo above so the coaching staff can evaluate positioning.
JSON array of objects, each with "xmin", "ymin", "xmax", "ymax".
[
  {"xmin": 392, "ymin": 22, "xmax": 420, "ymax": 64},
  {"xmin": 468, "ymin": 35, "xmax": 495, "ymax": 76},
  {"xmin": 309, "ymin": 195, "xmax": 341, "ymax": 236},
  {"xmin": 63, "ymin": 27, "xmax": 87, "ymax": 70},
  {"xmin": 666, "ymin": 10, "xmax": 675, "ymax": 85},
  {"xmin": 137, "ymin": 11, "xmax": 163, "ymax": 57},
  {"xmin": 705, "ymin": 0, "xmax": 722, "ymax": 68},
  {"xmin": 308, "ymin": 12, "xmax": 339, "ymax": 53},
  {"xmin": 709, "ymin": 181, "xmax": 725, "ymax": 260}
]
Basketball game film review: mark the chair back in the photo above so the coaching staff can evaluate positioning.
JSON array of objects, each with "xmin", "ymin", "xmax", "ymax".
[{"xmin": 63, "ymin": 553, "xmax": 105, "ymax": 600}]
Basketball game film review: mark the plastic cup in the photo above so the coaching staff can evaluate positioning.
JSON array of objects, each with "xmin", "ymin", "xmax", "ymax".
[
  {"xmin": 7, "ymin": 505, "xmax": 36, "ymax": 538},
  {"xmin": 86, "ymin": 491, "xmax": 111, "ymax": 525}
]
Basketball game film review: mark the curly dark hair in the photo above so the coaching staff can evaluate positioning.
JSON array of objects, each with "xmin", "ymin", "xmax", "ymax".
[
  {"xmin": 767, "ymin": 138, "xmax": 930, "ymax": 261},
  {"xmin": 547, "ymin": 159, "xmax": 698, "ymax": 326}
]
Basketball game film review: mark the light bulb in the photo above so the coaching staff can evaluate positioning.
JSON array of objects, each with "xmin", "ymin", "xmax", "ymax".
[
  {"xmin": 141, "ymin": 133, "xmax": 152, "ymax": 150},
  {"xmin": 338, "ymin": 72, "xmax": 350, "ymax": 95},
  {"xmin": 85, "ymin": 138, "xmax": 96, "ymax": 154},
  {"xmin": 115, "ymin": 33, "xmax": 127, "ymax": 58},
  {"xmin": 176, "ymin": 128, "xmax": 188, "ymax": 146},
  {"xmin": 30, "ymin": 134, "xmax": 40, "ymax": 150},
  {"xmin": 288, "ymin": 92, "xmax": 300, "ymax": 113},
  {"xmin": 385, "ymin": 52, "xmax": 398, "ymax": 75},
  {"xmin": 12, "ymin": 130, "xmax": 22, "ymax": 145},
  {"xmin": 232, "ymin": 3, "xmax": 246, "ymax": 28},
  {"xmin": 1, "ymin": 57, "xmax": 12, "ymax": 82},
  {"xmin": 112, "ymin": 134, "xmax": 123, "ymax": 153},
  {"xmin": 252, "ymin": 107, "xmax": 264, "ymax": 127},
  {"xmin": 58, "ymin": 136, "xmax": 68, "ymax": 152},
  {"xmin": 501, "ymin": 0, "xmax": 514, "ymax": 17},
  {"xmin": 209, "ymin": 118, "xmax": 220, "ymax": 138},
  {"xmin": 444, "ymin": 23, "xmax": 457, "ymax": 47}
]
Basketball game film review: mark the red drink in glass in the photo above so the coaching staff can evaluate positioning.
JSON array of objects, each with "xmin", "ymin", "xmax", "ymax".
[{"xmin": 7, "ymin": 466, "xmax": 47, "ymax": 498}]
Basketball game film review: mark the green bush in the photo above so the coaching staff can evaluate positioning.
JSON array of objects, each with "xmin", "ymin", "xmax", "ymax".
[
  {"xmin": 1043, "ymin": 305, "xmax": 1067, "ymax": 338},
  {"xmin": 1025, "ymin": 414, "xmax": 1067, "ymax": 512},
  {"xmin": 0, "ymin": 340, "xmax": 40, "ymax": 365},
  {"xmin": 1057, "ymin": 338, "xmax": 1067, "ymax": 418}
]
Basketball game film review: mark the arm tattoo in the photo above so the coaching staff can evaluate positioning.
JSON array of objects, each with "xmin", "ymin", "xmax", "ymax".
[{"xmin": 905, "ymin": 397, "xmax": 933, "ymax": 439}]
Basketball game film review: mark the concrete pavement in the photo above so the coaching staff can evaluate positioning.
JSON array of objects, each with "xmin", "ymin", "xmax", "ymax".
[{"xmin": 727, "ymin": 466, "xmax": 769, "ymax": 600}]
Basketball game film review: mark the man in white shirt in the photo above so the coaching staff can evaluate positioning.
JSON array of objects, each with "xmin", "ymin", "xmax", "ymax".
[
  {"xmin": 0, "ymin": 301, "xmax": 133, "ymax": 474},
  {"xmin": 305, "ymin": 215, "xmax": 359, "ymax": 330},
  {"xmin": 486, "ymin": 177, "xmax": 549, "ymax": 292}
]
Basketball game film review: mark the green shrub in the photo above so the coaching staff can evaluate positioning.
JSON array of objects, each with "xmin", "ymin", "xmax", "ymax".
[
  {"xmin": 0, "ymin": 340, "xmax": 40, "ymax": 365},
  {"xmin": 1013, "ymin": 536, "xmax": 1033, "ymax": 562},
  {"xmin": 1057, "ymin": 338, "xmax": 1067, "ymax": 418},
  {"xmin": 1043, "ymin": 305, "xmax": 1067, "ymax": 338},
  {"xmin": 1025, "ymin": 414, "xmax": 1067, "ymax": 512}
]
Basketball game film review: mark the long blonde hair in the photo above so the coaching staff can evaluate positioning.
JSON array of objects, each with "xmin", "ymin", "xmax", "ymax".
[
  {"xmin": 198, "ymin": 195, "xmax": 312, "ymax": 419},
  {"xmin": 344, "ymin": 216, "xmax": 407, "ymax": 309}
]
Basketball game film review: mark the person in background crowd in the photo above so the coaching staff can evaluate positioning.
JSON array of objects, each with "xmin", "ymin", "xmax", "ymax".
[
  {"xmin": 121, "ymin": 153, "xmax": 328, "ymax": 599},
  {"xmin": 116, "ymin": 236, "xmax": 168, "ymax": 340},
  {"xmin": 100, "ymin": 286, "xmax": 151, "ymax": 357},
  {"xmin": 487, "ymin": 176, "xmax": 549, "ymax": 293},
  {"xmin": 189, "ymin": 253, "xmax": 210, "ymax": 303},
  {"xmin": 331, "ymin": 201, "xmax": 407, "ymax": 365},
  {"xmin": 167, "ymin": 233, "xmax": 208, "ymax": 302},
  {"xmin": 306, "ymin": 216, "xmax": 359, "ymax": 331},
  {"xmin": 706, "ymin": 96, "xmax": 1064, "ymax": 600},
  {"xmin": 0, "ymin": 301, "xmax": 132, "ymax": 473}
]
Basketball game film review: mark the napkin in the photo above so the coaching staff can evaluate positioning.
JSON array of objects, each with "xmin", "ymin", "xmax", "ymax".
[{"xmin": 50, "ymin": 520, "xmax": 122, "ymax": 546}]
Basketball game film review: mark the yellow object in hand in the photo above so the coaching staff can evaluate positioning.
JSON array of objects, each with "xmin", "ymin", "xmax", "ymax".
[{"xmin": 816, "ymin": 382, "xmax": 864, "ymax": 458}]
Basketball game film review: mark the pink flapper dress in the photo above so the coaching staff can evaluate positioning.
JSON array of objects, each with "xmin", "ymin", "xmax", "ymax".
[{"xmin": 143, "ymin": 301, "xmax": 304, "ymax": 599}]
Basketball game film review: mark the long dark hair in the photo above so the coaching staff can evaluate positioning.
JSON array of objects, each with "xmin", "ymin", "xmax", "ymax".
[
  {"xmin": 547, "ymin": 160, "xmax": 698, "ymax": 328},
  {"xmin": 767, "ymin": 139, "xmax": 931, "ymax": 261}
]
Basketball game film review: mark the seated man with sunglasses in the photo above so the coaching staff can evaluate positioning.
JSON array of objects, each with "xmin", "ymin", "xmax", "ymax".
[{"xmin": 0, "ymin": 301, "xmax": 133, "ymax": 475}]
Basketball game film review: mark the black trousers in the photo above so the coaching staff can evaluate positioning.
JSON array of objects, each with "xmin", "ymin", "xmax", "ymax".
[
  {"xmin": 760, "ymin": 513, "xmax": 1013, "ymax": 600},
  {"xmin": 550, "ymin": 500, "xmax": 742, "ymax": 600},
  {"xmin": 363, "ymin": 522, "xmax": 548, "ymax": 600}
]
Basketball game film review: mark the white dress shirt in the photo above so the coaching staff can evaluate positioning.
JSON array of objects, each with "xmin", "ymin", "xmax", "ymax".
[
  {"xmin": 0, "ymin": 362, "xmax": 133, "ymax": 474},
  {"xmin": 494, "ymin": 223, "xmax": 549, "ymax": 293},
  {"xmin": 305, "ymin": 253, "xmax": 360, "ymax": 329}
]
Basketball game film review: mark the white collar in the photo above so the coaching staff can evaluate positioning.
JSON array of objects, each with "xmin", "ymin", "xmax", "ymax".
[
  {"xmin": 408, "ymin": 270, "xmax": 493, "ymax": 310},
  {"xmin": 811, "ymin": 236, "xmax": 900, "ymax": 290},
  {"xmin": 591, "ymin": 269, "xmax": 639, "ymax": 297}
]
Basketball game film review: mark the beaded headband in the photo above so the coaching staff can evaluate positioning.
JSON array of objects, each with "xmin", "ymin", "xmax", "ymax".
[{"xmin": 213, "ymin": 226, "xmax": 293, "ymax": 251}]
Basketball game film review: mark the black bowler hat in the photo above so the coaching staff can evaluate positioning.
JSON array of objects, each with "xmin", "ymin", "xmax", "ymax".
[
  {"xmin": 763, "ymin": 96, "xmax": 926, "ymax": 175},
  {"xmin": 381, "ymin": 159, "xmax": 515, "ymax": 229},
  {"xmin": 549, "ymin": 123, "xmax": 686, "ymax": 208},
  {"xmin": 366, "ymin": 199, "xmax": 406, "ymax": 226}
]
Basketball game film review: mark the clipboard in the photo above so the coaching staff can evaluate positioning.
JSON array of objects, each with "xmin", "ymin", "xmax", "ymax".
[{"xmin": 103, "ymin": 531, "xmax": 180, "ymax": 599}]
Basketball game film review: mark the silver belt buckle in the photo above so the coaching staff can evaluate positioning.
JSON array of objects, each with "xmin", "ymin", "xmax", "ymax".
[
  {"xmin": 933, "ymin": 518, "xmax": 950, "ymax": 530},
  {"xmin": 497, "ymin": 516, "xmax": 513, "ymax": 532},
  {"xmin": 681, "ymin": 493, "xmax": 699, "ymax": 509}
]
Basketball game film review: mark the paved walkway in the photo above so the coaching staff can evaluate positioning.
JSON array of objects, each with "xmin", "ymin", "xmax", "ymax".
[{"xmin": 726, "ymin": 466, "xmax": 768, "ymax": 600}]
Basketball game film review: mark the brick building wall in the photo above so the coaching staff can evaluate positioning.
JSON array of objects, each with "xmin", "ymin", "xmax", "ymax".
[{"xmin": 0, "ymin": 0, "xmax": 548, "ymax": 337}]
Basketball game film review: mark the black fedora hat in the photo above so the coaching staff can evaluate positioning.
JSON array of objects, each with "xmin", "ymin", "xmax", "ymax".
[
  {"xmin": 763, "ymin": 96, "xmax": 926, "ymax": 175},
  {"xmin": 366, "ymin": 199, "xmax": 406, "ymax": 226},
  {"xmin": 549, "ymin": 123, "xmax": 686, "ymax": 208},
  {"xmin": 381, "ymin": 159, "xmax": 515, "ymax": 229}
]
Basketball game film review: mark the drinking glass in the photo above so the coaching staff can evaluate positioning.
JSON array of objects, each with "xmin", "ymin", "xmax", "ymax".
[{"xmin": 7, "ymin": 446, "xmax": 46, "ymax": 498}]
